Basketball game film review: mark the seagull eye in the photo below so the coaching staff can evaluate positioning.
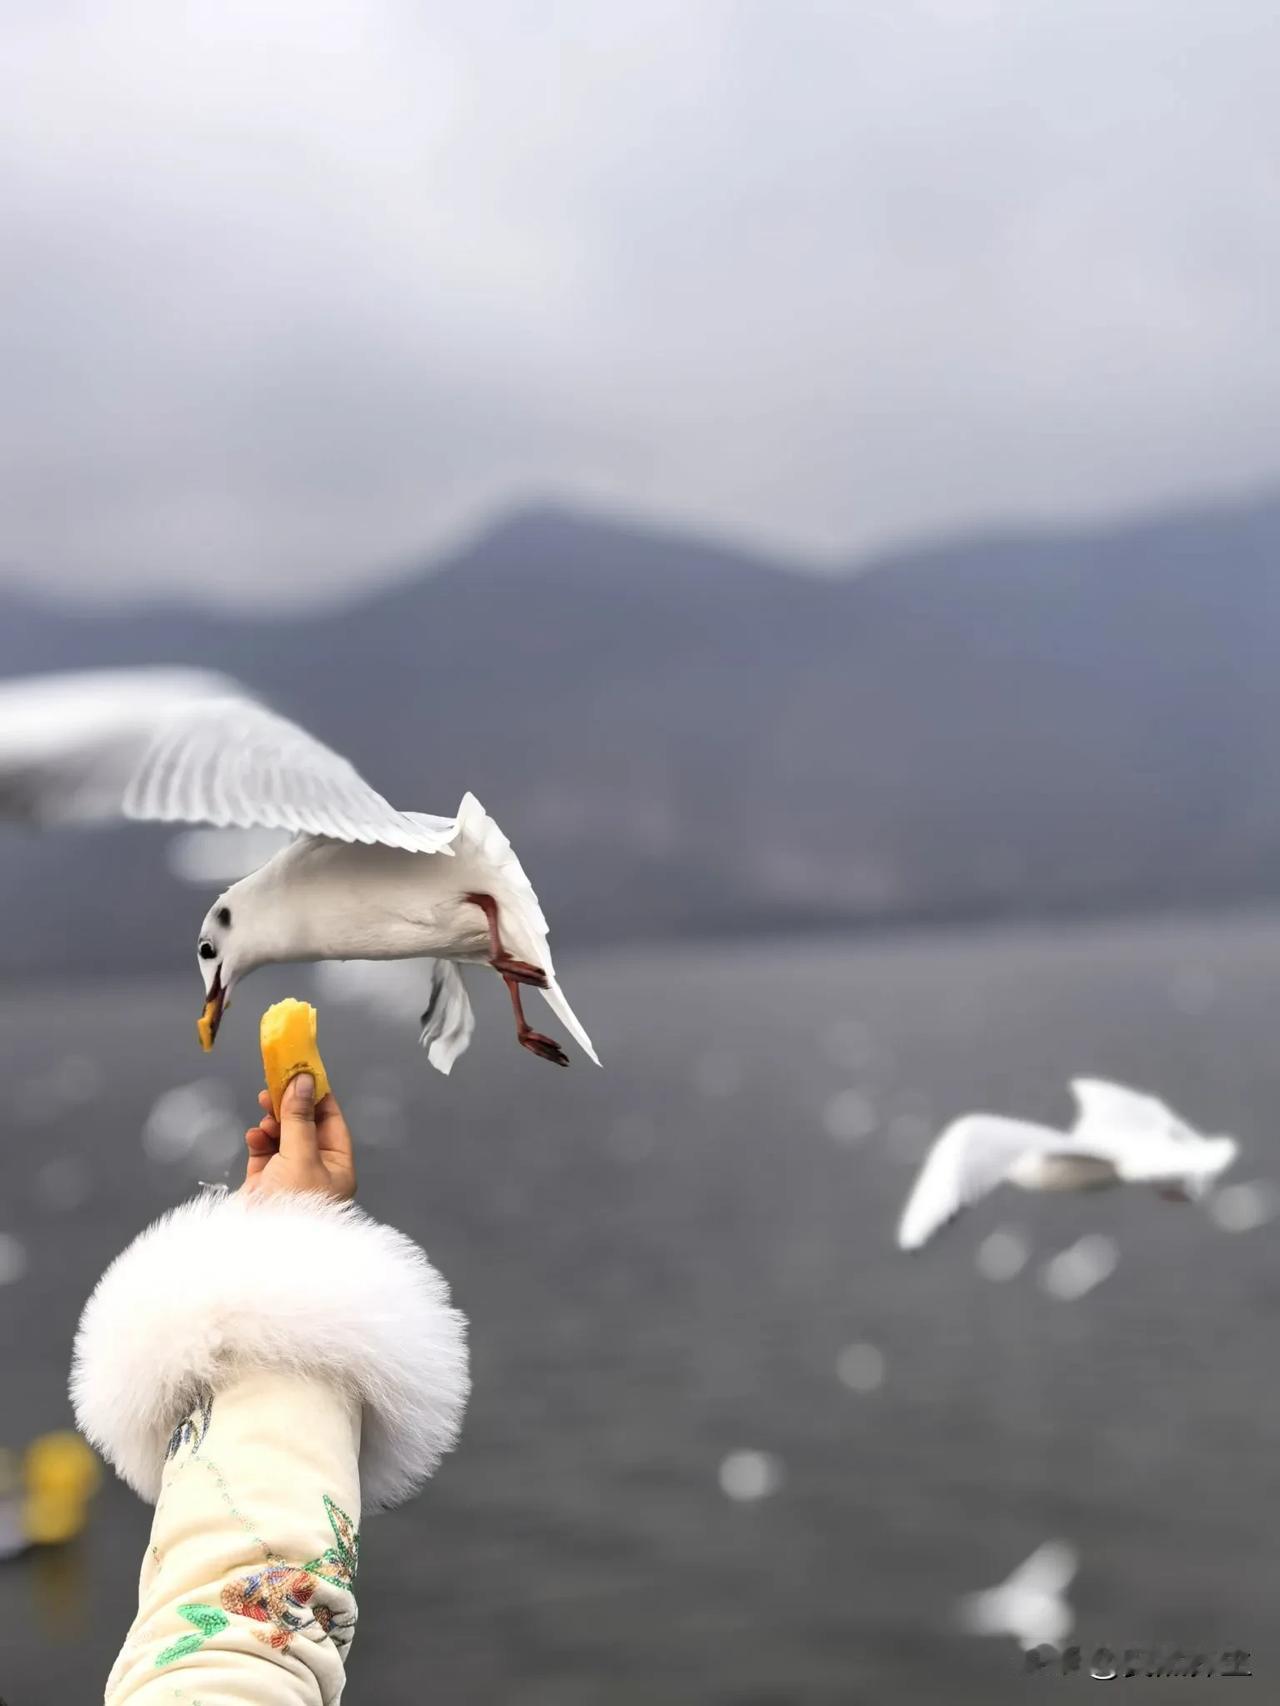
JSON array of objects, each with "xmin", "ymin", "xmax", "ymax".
[{"xmin": 199, "ymin": 941, "xmax": 217, "ymax": 961}]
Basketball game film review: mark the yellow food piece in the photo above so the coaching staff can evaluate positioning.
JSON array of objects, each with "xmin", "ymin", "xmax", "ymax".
[
  {"xmin": 260, "ymin": 998, "xmax": 331, "ymax": 1118},
  {"xmin": 197, "ymin": 1003, "xmax": 217, "ymax": 1052}
]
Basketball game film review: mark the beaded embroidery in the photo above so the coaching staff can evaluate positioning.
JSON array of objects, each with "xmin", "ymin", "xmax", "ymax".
[
  {"xmin": 304, "ymin": 1494, "xmax": 359, "ymax": 1591},
  {"xmin": 154, "ymin": 1603, "xmax": 229, "ymax": 1666},
  {"xmin": 152, "ymin": 1494, "xmax": 359, "ymax": 1666},
  {"xmin": 164, "ymin": 1394, "xmax": 213, "ymax": 1464},
  {"xmin": 220, "ymin": 1564, "xmax": 321, "ymax": 1650}
]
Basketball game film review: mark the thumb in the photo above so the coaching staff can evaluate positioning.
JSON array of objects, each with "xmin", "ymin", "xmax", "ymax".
[{"xmin": 278, "ymin": 1072, "xmax": 319, "ymax": 1160}]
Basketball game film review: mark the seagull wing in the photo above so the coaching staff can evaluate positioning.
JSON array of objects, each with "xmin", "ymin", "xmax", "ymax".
[
  {"xmin": 897, "ymin": 1114, "xmax": 1070, "ymax": 1250},
  {"xmin": 0, "ymin": 669, "xmax": 238, "ymax": 825},
  {"xmin": 123, "ymin": 693, "xmax": 457, "ymax": 852},
  {"xmin": 1068, "ymin": 1078, "xmax": 1208, "ymax": 1180},
  {"xmin": 1001, "ymin": 1540, "xmax": 1079, "ymax": 1599},
  {"xmin": 1071, "ymin": 1078, "xmax": 1192, "ymax": 1142},
  {"xmin": 0, "ymin": 667, "xmax": 455, "ymax": 854}
]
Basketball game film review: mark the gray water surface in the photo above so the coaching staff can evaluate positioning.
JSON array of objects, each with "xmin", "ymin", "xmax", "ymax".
[{"xmin": 2, "ymin": 915, "xmax": 1277, "ymax": 1703}]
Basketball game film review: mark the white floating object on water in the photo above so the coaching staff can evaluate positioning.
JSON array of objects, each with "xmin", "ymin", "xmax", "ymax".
[
  {"xmin": 976, "ymin": 1227, "xmax": 1029, "ymax": 1283},
  {"xmin": 1209, "ymin": 1180, "xmax": 1280, "ymax": 1234},
  {"xmin": 693, "ymin": 1049, "xmax": 744, "ymax": 1099},
  {"xmin": 32, "ymin": 1156, "xmax": 92, "ymax": 1213},
  {"xmin": 718, "ymin": 1450, "xmax": 785, "ymax": 1502},
  {"xmin": 143, "ymin": 1080, "xmax": 240, "ymax": 1168},
  {"xmin": 1039, "ymin": 1234, "xmax": 1118, "ymax": 1302},
  {"xmin": 0, "ymin": 1234, "xmax": 29, "ymax": 1286},
  {"xmin": 835, "ymin": 1342, "xmax": 885, "ymax": 1393},
  {"xmin": 957, "ymin": 1539, "xmax": 1077, "ymax": 1649},
  {"xmin": 822, "ymin": 1089, "xmax": 877, "ymax": 1145}
]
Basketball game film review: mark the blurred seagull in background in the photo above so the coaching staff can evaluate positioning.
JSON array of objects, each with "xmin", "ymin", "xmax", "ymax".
[
  {"xmin": 897, "ymin": 1078, "xmax": 1237, "ymax": 1250},
  {"xmin": 956, "ymin": 1540, "xmax": 1078, "ymax": 1650},
  {"xmin": 0, "ymin": 668, "xmax": 598, "ymax": 1074}
]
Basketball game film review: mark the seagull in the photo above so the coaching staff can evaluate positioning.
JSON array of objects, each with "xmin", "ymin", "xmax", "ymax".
[
  {"xmin": 0, "ymin": 668, "xmax": 598, "ymax": 1074},
  {"xmin": 897, "ymin": 1079, "xmax": 1237, "ymax": 1250},
  {"xmin": 956, "ymin": 1540, "xmax": 1077, "ymax": 1650}
]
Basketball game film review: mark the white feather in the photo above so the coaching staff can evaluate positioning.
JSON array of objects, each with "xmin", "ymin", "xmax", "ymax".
[
  {"xmin": 1071, "ymin": 1078, "xmax": 1192, "ymax": 1143},
  {"xmin": 0, "ymin": 668, "xmax": 235, "ymax": 824},
  {"xmin": 418, "ymin": 959, "xmax": 477, "ymax": 1074},
  {"xmin": 0, "ymin": 667, "xmax": 453, "ymax": 854},
  {"xmin": 123, "ymin": 695, "xmax": 455, "ymax": 852}
]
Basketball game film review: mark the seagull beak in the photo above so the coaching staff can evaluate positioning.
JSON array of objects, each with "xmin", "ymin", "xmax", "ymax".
[{"xmin": 197, "ymin": 969, "xmax": 225, "ymax": 1052}]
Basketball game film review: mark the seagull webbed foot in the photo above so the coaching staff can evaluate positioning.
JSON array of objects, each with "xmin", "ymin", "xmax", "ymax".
[{"xmin": 518, "ymin": 1027, "xmax": 570, "ymax": 1068}]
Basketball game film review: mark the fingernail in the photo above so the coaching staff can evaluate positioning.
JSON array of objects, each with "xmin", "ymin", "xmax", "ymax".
[{"xmin": 290, "ymin": 1072, "xmax": 315, "ymax": 1109}]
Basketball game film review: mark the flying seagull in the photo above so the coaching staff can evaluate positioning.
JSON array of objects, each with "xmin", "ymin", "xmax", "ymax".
[
  {"xmin": 897, "ymin": 1079, "xmax": 1236, "ymax": 1250},
  {"xmin": 0, "ymin": 668, "xmax": 598, "ymax": 1073},
  {"xmin": 956, "ymin": 1540, "xmax": 1078, "ymax": 1650}
]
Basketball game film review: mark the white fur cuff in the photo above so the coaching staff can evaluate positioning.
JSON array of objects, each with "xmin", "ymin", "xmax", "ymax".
[{"xmin": 71, "ymin": 1190, "xmax": 470, "ymax": 1511}]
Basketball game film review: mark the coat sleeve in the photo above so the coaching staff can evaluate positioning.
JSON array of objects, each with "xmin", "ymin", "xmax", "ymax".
[{"xmin": 69, "ymin": 1189, "xmax": 470, "ymax": 1705}]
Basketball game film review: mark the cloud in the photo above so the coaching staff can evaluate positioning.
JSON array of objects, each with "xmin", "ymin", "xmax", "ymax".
[{"xmin": 2, "ymin": 0, "xmax": 1279, "ymax": 604}]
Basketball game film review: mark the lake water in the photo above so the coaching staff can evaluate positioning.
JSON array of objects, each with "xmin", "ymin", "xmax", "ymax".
[{"xmin": 2, "ymin": 913, "xmax": 1278, "ymax": 1702}]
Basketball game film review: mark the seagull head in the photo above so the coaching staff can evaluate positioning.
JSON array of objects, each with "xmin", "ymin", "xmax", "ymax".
[
  {"xmin": 195, "ymin": 893, "xmax": 239, "ymax": 1051},
  {"xmin": 193, "ymin": 856, "xmax": 298, "ymax": 1049}
]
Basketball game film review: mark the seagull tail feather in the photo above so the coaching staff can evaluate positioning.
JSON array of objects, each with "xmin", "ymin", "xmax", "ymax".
[
  {"xmin": 539, "ymin": 977, "xmax": 601, "ymax": 1068},
  {"xmin": 452, "ymin": 790, "xmax": 600, "ymax": 1067}
]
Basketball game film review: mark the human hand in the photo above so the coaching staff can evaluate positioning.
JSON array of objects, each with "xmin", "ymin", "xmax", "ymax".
[{"xmin": 241, "ymin": 1073, "xmax": 357, "ymax": 1201}]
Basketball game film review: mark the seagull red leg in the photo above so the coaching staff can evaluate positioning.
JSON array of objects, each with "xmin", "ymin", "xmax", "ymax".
[
  {"xmin": 466, "ymin": 891, "xmax": 548, "ymax": 987},
  {"xmin": 502, "ymin": 973, "xmax": 569, "ymax": 1068}
]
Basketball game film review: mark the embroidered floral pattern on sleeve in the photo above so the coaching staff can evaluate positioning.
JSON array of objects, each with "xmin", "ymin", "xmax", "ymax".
[
  {"xmin": 154, "ymin": 1603, "xmax": 230, "ymax": 1666},
  {"xmin": 304, "ymin": 1495, "xmax": 359, "ymax": 1592},
  {"xmin": 220, "ymin": 1564, "xmax": 326, "ymax": 1650},
  {"xmin": 152, "ymin": 1496, "xmax": 360, "ymax": 1667}
]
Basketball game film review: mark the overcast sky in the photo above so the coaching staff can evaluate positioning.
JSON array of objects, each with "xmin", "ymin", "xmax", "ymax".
[{"xmin": 3, "ymin": 0, "xmax": 1278, "ymax": 606}]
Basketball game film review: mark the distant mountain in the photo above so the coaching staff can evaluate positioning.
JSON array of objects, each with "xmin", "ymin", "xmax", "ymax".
[{"xmin": 4, "ymin": 489, "xmax": 1280, "ymax": 975}]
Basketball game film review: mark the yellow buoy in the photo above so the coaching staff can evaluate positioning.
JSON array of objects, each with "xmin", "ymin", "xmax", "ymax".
[{"xmin": 23, "ymin": 1431, "xmax": 100, "ymax": 1546}]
